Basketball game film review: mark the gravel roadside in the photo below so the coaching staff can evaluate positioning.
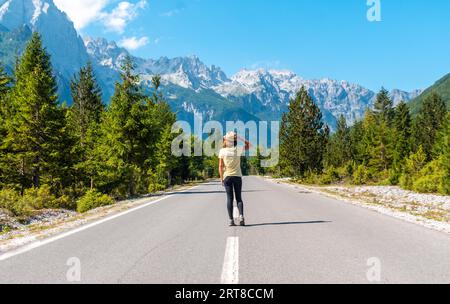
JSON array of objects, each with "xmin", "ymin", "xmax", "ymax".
[{"xmin": 264, "ymin": 177, "xmax": 450, "ymax": 234}]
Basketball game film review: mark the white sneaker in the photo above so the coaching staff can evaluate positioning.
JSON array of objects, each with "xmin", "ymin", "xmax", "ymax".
[{"xmin": 239, "ymin": 216, "xmax": 245, "ymax": 227}]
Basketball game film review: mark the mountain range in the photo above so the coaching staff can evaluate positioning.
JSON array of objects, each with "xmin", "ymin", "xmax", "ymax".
[{"xmin": 0, "ymin": 0, "xmax": 430, "ymax": 130}]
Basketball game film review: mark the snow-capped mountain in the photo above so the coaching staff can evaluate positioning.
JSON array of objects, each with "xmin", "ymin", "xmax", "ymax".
[
  {"xmin": 0, "ymin": 0, "xmax": 88, "ymax": 78},
  {"xmin": 0, "ymin": 0, "xmax": 122, "ymax": 102},
  {"xmin": 86, "ymin": 37, "xmax": 420, "ymax": 127},
  {"xmin": 84, "ymin": 37, "xmax": 131, "ymax": 71},
  {"xmin": 390, "ymin": 89, "xmax": 422, "ymax": 105},
  {"xmin": 213, "ymin": 69, "xmax": 420, "ymax": 125},
  {"xmin": 0, "ymin": 0, "xmax": 422, "ymax": 129},
  {"xmin": 85, "ymin": 37, "xmax": 229, "ymax": 90}
]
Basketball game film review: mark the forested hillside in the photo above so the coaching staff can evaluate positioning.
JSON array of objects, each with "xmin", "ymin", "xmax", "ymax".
[
  {"xmin": 0, "ymin": 33, "xmax": 216, "ymax": 224},
  {"xmin": 409, "ymin": 74, "xmax": 450, "ymax": 115},
  {"xmin": 276, "ymin": 86, "xmax": 450, "ymax": 195}
]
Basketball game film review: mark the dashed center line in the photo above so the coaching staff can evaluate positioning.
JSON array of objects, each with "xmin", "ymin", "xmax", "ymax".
[{"xmin": 221, "ymin": 237, "xmax": 239, "ymax": 284}]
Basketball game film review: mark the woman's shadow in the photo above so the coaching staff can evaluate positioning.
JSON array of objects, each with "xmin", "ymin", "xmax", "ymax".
[{"xmin": 245, "ymin": 221, "xmax": 331, "ymax": 227}]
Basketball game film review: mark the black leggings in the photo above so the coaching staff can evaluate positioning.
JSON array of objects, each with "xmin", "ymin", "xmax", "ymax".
[{"xmin": 224, "ymin": 176, "xmax": 244, "ymax": 220}]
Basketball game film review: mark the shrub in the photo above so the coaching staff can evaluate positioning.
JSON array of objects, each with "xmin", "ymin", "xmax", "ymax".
[
  {"xmin": 413, "ymin": 175, "xmax": 441, "ymax": 193},
  {"xmin": 440, "ymin": 157, "xmax": 450, "ymax": 195},
  {"xmin": 51, "ymin": 195, "xmax": 75, "ymax": 210},
  {"xmin": 400, "ymin": 147, "xmax": 427, "ymax": 190},
  {"xmin": 0, "ymin": 188, "xmax": 29, "ymax": 216},
  {"xmin": 388, "ymin": 168, "xmax": 401, "ymax": 186},
  {"xmin": 411, "ymin": 158, "xmax": 446, "ymax": 194},
  {"xmin": 318, "ymin": 166, "xmax": 341, "ymax": 185},
  {"xmin": 147, "ymin": 168, "xmax": 169, "ymax": 193},
  {"xmin": 352, "ymin": 165, "xmax": 371, "ymax": 185},
  {"xmin": 298, "ymin": 171, "xmax": 320, "ymax": 185},
  {"xmin": 340, "ymin": 162, "xmax": 355, "ymax": 180},
  {"xmin": 77, "ymin": 190, "xmax": 114, "ymax": 213},
  {"xmin": 21, "ymin": 185, "xmax": 56, "ymax": 210}
]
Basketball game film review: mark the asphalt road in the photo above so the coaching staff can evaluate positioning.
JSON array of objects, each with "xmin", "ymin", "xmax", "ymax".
[{"xmin": 1, "ymin": 176, "xmax": 449, "ymax": 284}]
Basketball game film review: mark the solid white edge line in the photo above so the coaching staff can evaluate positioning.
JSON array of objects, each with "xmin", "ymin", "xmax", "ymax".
[
  {"xmin": 221, "ymin": 237, "xmax": 239, "ymax": 284},
  {"xmin": 0, "ymin": 185, "xmax": 202, "ymax": 262}
]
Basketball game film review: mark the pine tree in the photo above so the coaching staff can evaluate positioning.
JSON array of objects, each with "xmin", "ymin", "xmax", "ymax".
[
  {"xmin": 96, "ymin": 57, "xmax": 153, "ymax": 196},
  {"xmin": 249, "ymin": 147, "xmax": 266, "ymax": 176},
  {"xmin": 0, "ymin": 64, "xmax": 12, "ymax": 133},
  {"xmin": 360, "ymin": 110, "xmax": 393, "ymax": 174},
  {"xmin": 325, "ymin": 115, "xmax": 351, "ymax": 168},
  {"xmin": 433, "ymin": 113, "xmax": 450, "ymax": 194},
  {"xmin": 70, "ymin": 62, "xmax": 103, "ymax": 146},
  {"xmin": 0, "ymin": 65, "xmax": 12, "ymax": 187},
  {"xmin": 280, "ymin": 87, "xmax": 329, "ymax": 177},
  {"xmin": 148, "ymin": 76, "xmax": 177, "ymax": 190},
  {"xmin": 4, "ymin": 32, "xmax": 66, "ymax": 191},
  {"xmin": 413, "ymin": 92, "xmax": 447, "ymax": 160},
  {"xmin": 0, "ymin": 65, "xmax": 11, "ymax": 98},
  {"xmin": 348, "ymin": 120, "xmax": 365, "ymax": 164},
  {"xmin": 393, "ymin": 101, "xmax": 412, "ymax": 167},
  {"xmin": 359, "ymin": 111, "xmax": 378, "ymax": 165},
  {"xmin": 400, "ymin": 146, "xmax": 427, "ymax": 190},
  {"xmin": 69, "ymin": 62, "xmax": 104, "ymax": 190},
  {"xmin": 373, "ymin": 87, "xmax": 394, "ymax": 124}
]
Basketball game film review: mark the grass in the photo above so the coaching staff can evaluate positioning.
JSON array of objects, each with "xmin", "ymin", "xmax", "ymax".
[{"xmin": 421, "ymin": 210, "xmax": 448, "ymax": 222}]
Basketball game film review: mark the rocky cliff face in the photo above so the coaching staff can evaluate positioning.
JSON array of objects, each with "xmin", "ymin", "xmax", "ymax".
[{"xmin": 0, "ymin": 0, "xmax": 422, "ymax": 129}]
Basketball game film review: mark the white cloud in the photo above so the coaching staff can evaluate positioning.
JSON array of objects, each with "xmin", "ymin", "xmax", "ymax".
[
  {"xmin": 54, "ymin": 0, "xmax": 147, "ymax": 33},
  {"xmin": 118, "ymin": 36, "xmax": 149, "ymax": 50},
  {"xmin": 102, "ymin": 1, "xmax": 147, "ymax": 34},
  {"xmin": 54, "ymin": 0, "xmax": 109, "ymax": 30}
]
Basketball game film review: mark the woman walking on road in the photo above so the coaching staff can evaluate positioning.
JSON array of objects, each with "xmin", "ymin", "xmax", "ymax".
[{"xmin": 219, "ymin": 132, "xmax": 251, "ymax": 227}]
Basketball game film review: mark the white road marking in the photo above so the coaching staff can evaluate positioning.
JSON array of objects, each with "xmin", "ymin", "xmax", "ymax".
[
  {"xmin": 221, "ymin": 237, "xmax": 239, "ymax": 284},
  {"xmin": 0, "ymin": 186, "xmax": 202, "ymax": 262}
]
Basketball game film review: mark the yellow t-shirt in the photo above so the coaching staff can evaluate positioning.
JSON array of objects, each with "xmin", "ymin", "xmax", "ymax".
[{"xmin": 219, "ymin": 147, "xmax": 244, "ymax": 178}]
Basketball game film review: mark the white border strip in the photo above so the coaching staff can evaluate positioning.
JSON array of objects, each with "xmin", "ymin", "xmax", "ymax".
[{"xmin": 221, "ymin": 237, "xmax": 239, "ymax": 284}]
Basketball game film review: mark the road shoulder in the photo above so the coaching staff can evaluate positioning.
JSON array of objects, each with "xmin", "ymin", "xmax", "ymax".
[
  {"xmin": 0, "ymin": 182, "xmax": 202, "ymax": 255},
  {"xmin": 262, "ymin": 176, "xmax": 450, "ymax": 234}
]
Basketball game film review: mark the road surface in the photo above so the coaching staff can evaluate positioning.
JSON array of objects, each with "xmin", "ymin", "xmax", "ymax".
[{"xmin": 1, "ymin": 176, "xmax": 449, "ymax": 284}]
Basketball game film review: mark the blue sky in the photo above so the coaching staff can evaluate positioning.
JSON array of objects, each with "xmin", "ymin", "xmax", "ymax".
[{"xmin": 56, "ymin": 0, "xmax": 450, "ymax": 91}]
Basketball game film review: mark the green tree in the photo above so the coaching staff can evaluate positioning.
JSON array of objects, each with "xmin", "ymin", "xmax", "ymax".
[
  {"xmin": 249, "ymin": 147, "xmax": 266, "ymax": 176},
  {"xmin": 324, "ymin": 115, "xmax": 351, "ymax": 168},
  {"xmin": 280, "ymin": 87, "xmax": 329, "ymax": 177},
  {"xmin": 0, "ymin": 65, "xmax": 12, "ymax": 137},
  {"xmin": 373, "ymin": 87, "xmax": 394, "ymax": 124},
  {"xmin": 433, "ymin": 113, "xmax": 450, "ymax": 194},
  {"xmin": 69, "ymin": 62, "xmax": 104, "ymax": 190},
  {"xmin": 0, "ymin": 65, "xmax": 13, "ymax": 188},
  {"xmin": 348, "ymin": 120, "xmax": 365, "ymax": 164},
  {"xmin": 4, "ymin": 32, "xmax": 67, "ymax": 191},
  {"xmin": 413, "ymin": 92, "xmax": 447, "ymax": 160},
  {"xmin": 96, "ymin": 57, "xmax": 150, "ymax": 196},
  {"xmin": 400, "ymin": 146, "xmax": 427, "ymax": 190},
  {"xmin": 359, "ymin": 110, "xmax": 393, "ymax": 176},
  {"xmin": 393, "ymin": 101, "xmax": 412, "ymax": 167},
  {"xmin": 70, "ymin": 62, "xmax": 103, "ymax": 147},
  {"xmin": 0, "ymin": 65, "xmax": 11, "ymax": 98}
]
